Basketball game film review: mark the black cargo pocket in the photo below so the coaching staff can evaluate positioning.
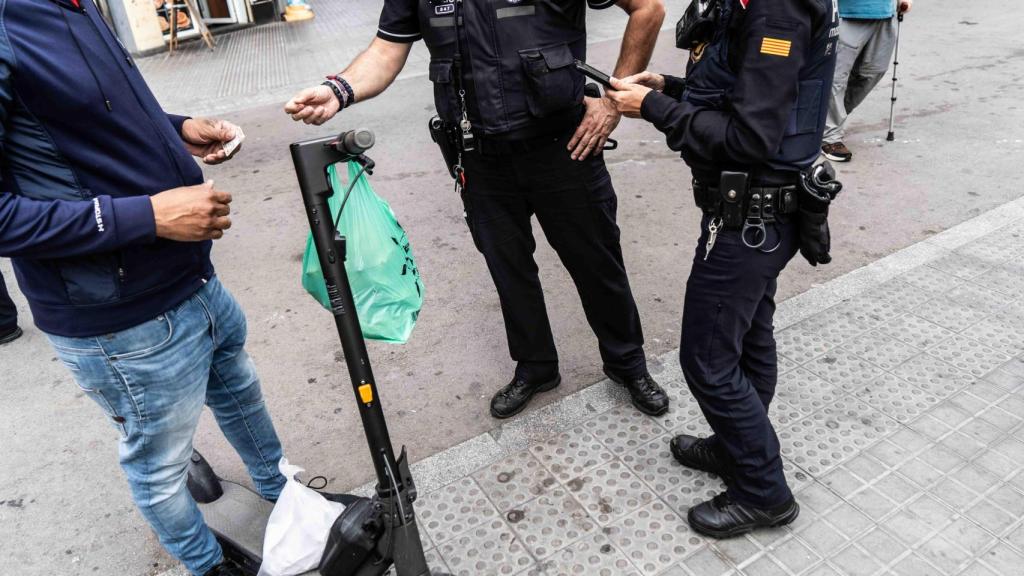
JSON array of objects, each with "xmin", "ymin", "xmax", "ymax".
[
  {"xmin": 519, "ymin": 43, "xmax": 583, "ymax": 118},
  {"xmin": 80, "ymin": 386, "xmax": 128, "ymax": 439},
  {"xmin": 57, "ymin": 253, "xmax": 121, "ymax": 304},
  {"xmin": 791, "ymin": 79, "xmax": 823, "ymax": 135},
  {"xmin": 429, "ymin": 59, "xmax": 458, "ymax": 123}
]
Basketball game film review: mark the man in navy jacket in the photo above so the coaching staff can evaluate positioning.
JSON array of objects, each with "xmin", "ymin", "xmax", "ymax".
[{"xmin": 1, "ymin": 2, "xmax": 284, "ymax": 575}]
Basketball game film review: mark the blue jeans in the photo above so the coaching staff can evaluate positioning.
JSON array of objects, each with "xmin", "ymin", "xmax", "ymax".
[{"xmin": 48, "ymin": 278, "xmax": 286, "ymax": 575}]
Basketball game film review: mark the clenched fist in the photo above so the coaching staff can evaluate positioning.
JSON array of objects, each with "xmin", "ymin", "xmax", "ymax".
[{"xmin": 151, "ymin": 181, "xmax": 233, "ymax": 242}]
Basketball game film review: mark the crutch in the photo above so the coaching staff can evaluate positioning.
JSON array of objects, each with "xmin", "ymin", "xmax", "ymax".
[{"xmin": 886, "ymin": 12, "xmax": 904, "ymax": 141}]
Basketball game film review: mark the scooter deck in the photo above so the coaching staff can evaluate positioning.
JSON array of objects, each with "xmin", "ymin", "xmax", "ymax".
[{"xmin": 197, "ymin": 480, "xmax": 318, "ymax": 576}]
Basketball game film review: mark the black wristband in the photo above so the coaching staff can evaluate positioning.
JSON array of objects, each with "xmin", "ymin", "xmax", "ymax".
[
  {"xmin": 334, "ymin": 76, "xmax": 356, "ymax": 105},
  {"xmin": 322, "ymin": 80, "xmax": 347, "ymax": 108}
]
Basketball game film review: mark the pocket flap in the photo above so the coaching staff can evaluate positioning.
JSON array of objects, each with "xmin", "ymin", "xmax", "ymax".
[
  {"xmin": 540, "ymin": 44, "xmax": 575, "ymax": 69},
  {"xmin": 429, "ymin": 60, "xmax": 453, "ymax": 84}
]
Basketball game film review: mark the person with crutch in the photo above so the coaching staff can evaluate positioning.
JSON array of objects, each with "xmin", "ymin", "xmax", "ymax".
[
  {"xmin": 821, "ymin": 0, "xmax": 912, "ymax": 162},
  {"xmin": 0, "ymin": 268, "xmax": 21, "ymax": 345}
]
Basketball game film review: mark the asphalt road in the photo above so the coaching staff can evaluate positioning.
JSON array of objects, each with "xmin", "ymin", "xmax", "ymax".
[{"xmin": 2, "ymin": 1, "xmax": 1023, "ymax": 574}]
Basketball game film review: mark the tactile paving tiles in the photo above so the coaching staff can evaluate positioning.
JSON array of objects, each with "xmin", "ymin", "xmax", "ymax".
[
  {"xmin": 799, "ymin": 306, "xmax": 873, "ymax": 345},
  {"xmin": 606, "ymin": 500, "xmax": 706, "ymax": 575},
  {"xmin": 877, "ymin": 313, "xmax": 958, "ymax": 350},
  {"xmin": 892, "ymin": 354, "xmax": 976, "ymax": 400},
  {"xmin": 910, "ymin": 296, "xmax": 991, "ymax": 333},
  {"xmin": 803, "ymin": 351, "xmax": 884, "ymax": 394},
  {"xmin": 776, "ymin": 326, "xmax": 832, "ymax": 365},
  {"xmin": 564, "ymin": 460, "xmax": 656, "ymax": 526},
  {"xmin": 650, "ymin": 380, "xmax": 704, "ymax": 433},
  {"xmin": 927, "ymin": 334, "xmax": 1012, "ymax": 378},
  {"xmin": 779, "ymin": 397, "xmax": 898, "ymax": 476},
  {"xmin": 584, "ymin": 405, "xmax": 669, "ymax": 456},
  {"xmin": 947, "ymin": 282, "xmax": 1016, "ymax": 316},
  {"xmin": 530, "ymin": 427, "xmax": 614, "ymax": 482},
  {"xmin": 504, "ymin": 487, "xmax": 596, "ymax": 559},
  {"xmin": 965, "ymin": 316, "xmax": 1024, "ymax": 357},
  {"xmin": 927, "ymin": 252, "xmax": 993, "ymax": 280},
  {"xmin": 836, "ymin": 294, "xmax": 906, "ymax": 328},
  {"xmin": 417, "ymin": 476, "xmax": 500, "ymax": 546},
  {"xmin": 438, "ymin": 516, "xmax": 534, "ymax": 576},
  {"xmin": 955, "ymin": 234, "xmax": 1024, "ymax": 265},
  {"xmin": 973, "ymin": 265, "xmax": 1024, "ymax": 297},
  {"xmin": 864, "ymin": 279, "xmax": 937, "ymax": 312},
  {"xmin": 841, "ymin": 329, "xmax": 921, "ymax": 371},
  {"xmin": 662, "ymin": 467, "xmax": 728, "ymax": 515},
  {"xmin": 854, "ymin": 372, "xmax": 942, "ymax": 424},
  {"xmin": 776, "ymin": 367, "xmax": 844, "ymax": 417},
  {"xmin": 525, "ymin": 531, "xmax": 639, "ymax": 576},
  {"xmin": 620, "ymin": 436, "xmax": 694, "ymax": 496},
  {"xmin": 472, "ymin": 451, "xmax": 558, "ymax": 513},
  {"xmin": 899, "ymin": 264, "xmax": 966, "ymax": 294}
]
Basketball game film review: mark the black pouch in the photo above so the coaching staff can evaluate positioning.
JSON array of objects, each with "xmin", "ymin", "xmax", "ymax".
[
  {"xmin": 719, "ymin": 171, "xmax": 748, "ymax": 229},
  {"xmin": 428, "ymin": 115, "xmax": 462, "ymax": 180},
  {"xmin": 676, "ymin": 0, "xmax": 719, "ymax": 50}
]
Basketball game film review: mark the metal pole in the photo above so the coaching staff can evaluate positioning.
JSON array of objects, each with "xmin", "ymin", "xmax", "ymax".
[{"xmin": 886, "ymin": 12, "xmax": 904, "ymax": 142}]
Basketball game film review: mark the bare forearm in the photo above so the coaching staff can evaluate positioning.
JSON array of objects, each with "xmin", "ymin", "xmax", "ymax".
[
  {"xmin": 613, "ymin": 0, "xmax": 666, "ymax": 77},
  {"xmin": 340, "ymin": 38, "xmax": 413, "ymax": 103}
]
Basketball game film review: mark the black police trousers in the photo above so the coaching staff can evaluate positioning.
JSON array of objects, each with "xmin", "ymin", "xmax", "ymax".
[
  {"xmin": 0, "ymin": 269, "xmax": 17, "ymax": 331},
  {"xmin": 680, "ymin": 214, "xmax": 800, "ymax": 508},
  {"xmin": 459, "ymin": 132, "xmax": 646, "ymax": 381}
]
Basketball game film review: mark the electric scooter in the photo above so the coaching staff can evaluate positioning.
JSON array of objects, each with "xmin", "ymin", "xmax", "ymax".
[{"xmin": 187, "ymin": 129, "xmax": 446, "ymax": 576}]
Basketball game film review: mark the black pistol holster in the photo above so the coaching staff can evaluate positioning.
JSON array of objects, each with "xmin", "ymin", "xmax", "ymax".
[
  {"xmin": 428, "ymin": 115, "xmax": 463, "ymax": 181},
  {"xmin": 796, "ymin": 161, "xmax": 843, "ymax": 266}
]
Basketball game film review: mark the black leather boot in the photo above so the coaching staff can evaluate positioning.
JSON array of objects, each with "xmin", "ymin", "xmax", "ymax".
[
  {"xmin": 0, "ymin": 325, "xmax": 22, "ymax": 345},
  {"xmin": 605, "ymin": 369, "xmax": 669, "ymax": 416},
  {"xmin": 204, "ymin": 560, "xmax": 245, "ymax": 576},
  {"xmin": 669, "ymin": 434, "xmax": 733, "ymax": 482},
  {"xmin": 490, "ymin": 373, "xmax": 561, "ymax": 419},
  {"xmin": 687, "ymin": 492, "xmax": 800, "ymax": 539}
]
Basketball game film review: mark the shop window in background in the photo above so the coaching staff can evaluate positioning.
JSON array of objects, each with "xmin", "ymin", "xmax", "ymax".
[{"xmin": 154, "ymin": 0, "xmax": 194, "ymax": 35}]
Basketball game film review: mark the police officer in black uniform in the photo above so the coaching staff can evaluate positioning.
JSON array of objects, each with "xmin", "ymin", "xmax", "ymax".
[
  {"xmin": 607, "ymin": 0, "xmax": 840, "ymax": 537},
  {"xmin": 286, "ymin": 0, "xmax": 671, "ymax": 419}
]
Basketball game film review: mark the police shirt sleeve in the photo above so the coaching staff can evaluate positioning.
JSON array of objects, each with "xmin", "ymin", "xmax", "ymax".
[
  {"xmin": 378, "ymin": 0, "xmax": 422, "ymax": 43},
  {"xmin": 641, "ymin": 0, "xmax": 812, "ymax": 166}
]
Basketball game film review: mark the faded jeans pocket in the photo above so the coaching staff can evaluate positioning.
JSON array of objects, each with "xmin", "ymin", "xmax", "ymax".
[{"xmin": 78, "ymin": 385, "xmax": 128, "ymax": 439}]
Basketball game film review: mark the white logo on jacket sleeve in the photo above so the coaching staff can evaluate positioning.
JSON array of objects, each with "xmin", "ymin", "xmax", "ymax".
[{"xmin": 93, "ymin": 198, "xmax": 105, "ymax": 233}]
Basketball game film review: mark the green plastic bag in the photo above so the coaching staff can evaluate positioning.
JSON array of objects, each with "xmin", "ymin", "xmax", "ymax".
[{"xmin": 301, "ymin": 162, "xmax": 424, "ymax": 344}]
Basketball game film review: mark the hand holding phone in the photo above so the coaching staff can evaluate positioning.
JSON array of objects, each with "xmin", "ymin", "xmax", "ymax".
[{"xmin": 574, "ymin": 60, "xmax": 613, "ymax": 90}]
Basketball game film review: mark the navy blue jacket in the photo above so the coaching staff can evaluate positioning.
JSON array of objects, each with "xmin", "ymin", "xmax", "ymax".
[{"xmin": 0, "ymin": 0, "xmax": 213, "ymax": 337}]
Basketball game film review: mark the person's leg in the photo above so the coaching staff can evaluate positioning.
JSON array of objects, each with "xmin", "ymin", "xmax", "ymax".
[
  {"xmin": 197, "ymin": 278, "xmax": 287, "ymax": 501},
  {"xmin": 0, "ymin": 268, "xmax": 18, "ymax": 332},
  {"xmin": 527, "ymin": 138, "xmax": 646, "ymax": 378},
  {"xmin": 679, "ymin": 217, "xmax": 799, "ymax": 509},
  {"xmin": 461, "ymin": 150, "xmax": 559, "ymax": 381},
  {"xmin": 823, "ymin": 18, "xmax": 874, "ymax": 145},
  {"xmin": 739, "ymin": 277, "xmax": 781, "ymax": 410},
  {"xmin": 844, "ymin": 18, "xmax": 898, "ymax": 113},
  {"xmin": 47, "ymin": 295, "xmax": 223, "ymax": 576}
]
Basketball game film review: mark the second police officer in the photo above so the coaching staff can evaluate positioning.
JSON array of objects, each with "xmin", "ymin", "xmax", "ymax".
[
  {"xmin": 285, "ymin": 0, "xmax": 671, "ymax": 419},
  {"xmin": 608, "ymin": 0, "xmax": 841, "ymax": 536}
]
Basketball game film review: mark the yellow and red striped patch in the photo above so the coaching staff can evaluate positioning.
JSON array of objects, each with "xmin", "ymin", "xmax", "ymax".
[{"xmin": 760, "ymin": 37, "xmax": 792, "ymax": 57}]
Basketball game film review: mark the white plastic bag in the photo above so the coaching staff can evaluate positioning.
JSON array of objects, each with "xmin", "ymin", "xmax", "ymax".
[{"xmin": 257, "ymin": 458, "xmax": 347, "ymax": 576}]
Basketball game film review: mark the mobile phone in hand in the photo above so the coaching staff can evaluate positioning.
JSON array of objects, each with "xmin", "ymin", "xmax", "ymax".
[{"xmin": 574, "ymin": 60, "xmax": 613, "ymax": 90}]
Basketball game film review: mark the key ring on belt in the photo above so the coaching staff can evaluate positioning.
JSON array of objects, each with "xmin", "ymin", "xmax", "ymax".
[{"xmin": 741, "ymin": 193, "xmax": 767, "ymax": 249}]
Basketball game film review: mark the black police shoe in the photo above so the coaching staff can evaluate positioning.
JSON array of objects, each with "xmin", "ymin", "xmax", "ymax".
[
  {"xmin": 490, "ymin": 373, "xmax": 561, "ymax": 419},
  {"xmin": 670, "ymin": 435, "xmax": 733, "ymax": 483},
  {"xmin": 688, "ymin": 492, "xmax": 800, "ymax": 539},
  {"xmin": 604, "ymin": 369, "xmax": 669, "ymax": 416},
  {"xmin": 204, "ymin": 560, "xmax": 245, "ymax": 576},
  {"xmin": 0, "ymin": 325, "xmax": 22, "ymax": 345}
]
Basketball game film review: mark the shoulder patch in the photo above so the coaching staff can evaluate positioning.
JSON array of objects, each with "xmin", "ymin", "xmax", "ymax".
[{"xmin": 760, "ymin": 37, "xmax": 791, "ymax": 57}]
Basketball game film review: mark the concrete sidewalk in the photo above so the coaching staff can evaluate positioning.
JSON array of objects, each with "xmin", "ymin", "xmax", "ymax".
[{"xmin": 157, "ymin": 197, "xmax": 1024, "ymax": 576}]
